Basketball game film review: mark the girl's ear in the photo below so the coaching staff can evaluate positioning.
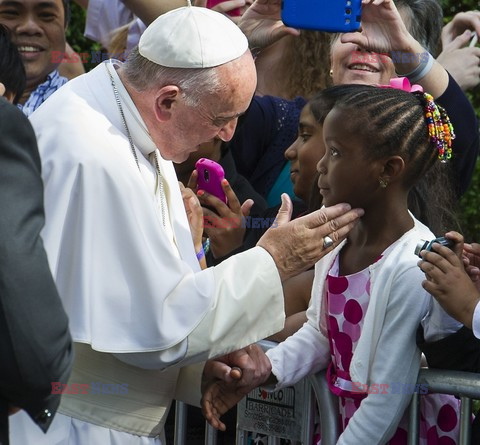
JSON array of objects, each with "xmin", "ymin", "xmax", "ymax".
[{"xmin": 379, "ymin": 155, "xmax": 405, "ymax": 186}]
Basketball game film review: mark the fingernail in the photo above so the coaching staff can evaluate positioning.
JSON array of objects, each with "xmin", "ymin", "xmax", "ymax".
[
  {"xmin": 221, "ymin": 179, "xmax": 229, "ymax": 186},
  {"xmin": 197, "ymin": 190, "xmax": 205, "ymax": 197},
  {"xmin": 356, "ymin": 208, "xmax": 365, "ymax": 216}
]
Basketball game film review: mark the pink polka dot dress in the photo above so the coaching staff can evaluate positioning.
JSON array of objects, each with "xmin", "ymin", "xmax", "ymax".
[{"xmin": 321, "ymin": 254, "xmax": 460, "ymax": 445}]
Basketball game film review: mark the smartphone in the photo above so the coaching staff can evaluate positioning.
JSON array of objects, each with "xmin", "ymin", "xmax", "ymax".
[
  {"xmin": 195, "ymin": 158, "xmax": 228, "ymax": 204},
  {"xmin": 206, "ymin": 0, "xmax": 242, "ymax": 17},
  {"xmin": 281, "ymin": 0, "xmax": 362, "ymax": 33}
]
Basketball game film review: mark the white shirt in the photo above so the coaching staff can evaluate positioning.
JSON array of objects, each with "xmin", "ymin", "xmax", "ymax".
[
  {"xmin": 10, "ymin": 60, "xmax": 285, "ymax": 444},
  {"xmin": 85, "ymin": 0, "xmax": 145, "ymax": 50}
]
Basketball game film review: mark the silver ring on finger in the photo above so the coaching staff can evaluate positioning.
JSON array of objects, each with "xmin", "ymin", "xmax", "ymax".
[{"xmin": 323, "ymin": 235, "xmax": 334, "ymax": 249}]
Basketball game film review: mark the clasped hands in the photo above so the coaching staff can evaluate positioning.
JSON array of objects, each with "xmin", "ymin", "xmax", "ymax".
[{"xmin": 201, "ymin": 344, "xmax": 273, "ymax": 431}]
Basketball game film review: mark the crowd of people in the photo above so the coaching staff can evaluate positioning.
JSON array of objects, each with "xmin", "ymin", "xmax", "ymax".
[{"xmin": 0, "ymin": 0, "xmax": 479, "ymax": 444}]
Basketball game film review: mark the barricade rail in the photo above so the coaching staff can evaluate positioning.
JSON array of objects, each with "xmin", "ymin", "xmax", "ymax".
[{"xmin": 172, "ymin": 341, "xmax": 480, "ymax": 444}]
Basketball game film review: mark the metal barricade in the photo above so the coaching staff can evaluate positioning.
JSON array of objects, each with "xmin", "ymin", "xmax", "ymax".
[
  {"xmin": 173, "ymin": 350, "xmax": 480, "ymax": 445},
  {"xmin": 407, "ymin": 369, "xmax": 480, "ymax": 445}
]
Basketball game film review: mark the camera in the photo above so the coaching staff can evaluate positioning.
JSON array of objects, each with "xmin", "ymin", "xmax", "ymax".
[{"xmin": 414, "ymin": 236, "xmax": 454, "ymax": 257}]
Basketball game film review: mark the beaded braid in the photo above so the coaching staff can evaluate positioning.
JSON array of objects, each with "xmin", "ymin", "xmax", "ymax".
[{"xmin": 413, "ymin": 92, "xmax": 455, "ymax": 163}]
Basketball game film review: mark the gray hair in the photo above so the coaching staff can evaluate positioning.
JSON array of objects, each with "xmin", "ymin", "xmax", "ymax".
[{"xmin": 123, "ymin": 46, "xmax": 222, "ymax": 108}]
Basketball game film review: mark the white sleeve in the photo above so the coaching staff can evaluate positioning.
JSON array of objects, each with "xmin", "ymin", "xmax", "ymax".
[
  {"xmin": 114, "ymin": 247, "xmax": 285, "ymax": 369},
  {"xmin": 337, "ymin": 266, "xmax": 431, "ymax": 445},
  {"xmin": 85, "ymin": 0, "xmax": 135, "ymax": 47},
  {"xmin": 266, "ymin": 277, "xmax": 330, "ymax": 389}
]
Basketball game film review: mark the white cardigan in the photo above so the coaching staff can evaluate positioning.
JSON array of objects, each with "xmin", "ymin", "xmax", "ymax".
[{"xmin": 266, "ymin": 216, "xmax": 460, "ymax": 444}]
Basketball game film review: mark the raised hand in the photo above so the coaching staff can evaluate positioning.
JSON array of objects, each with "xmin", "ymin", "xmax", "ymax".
[
  {"xmin": 441, "ymin": 11, "xmax": 480, "ymax": 47},
  {"xmin": 340, "ymin": 0, "xmax": 412, "ymax": 55},
  {"xmin": 238, "ymin": 0, "xmax": 300, "ymax": 50},
  {"xmin": 197, "ymin": 179, "xmax": 253, "ymax": 259}
]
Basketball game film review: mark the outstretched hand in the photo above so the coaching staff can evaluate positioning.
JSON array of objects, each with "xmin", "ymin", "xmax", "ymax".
[
  {"xmin": 238, "ymin": 0, "xmax": 300, "ymax": 50},
  {"xmin": 201, "ymin": 344, "xmax": 273, "ymax": 430},
  {"xmin": 257, "ymin": 195, "xmax": 363, "ymax": 282}
]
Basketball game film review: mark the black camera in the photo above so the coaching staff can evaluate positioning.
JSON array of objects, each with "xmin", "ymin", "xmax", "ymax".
[{"xmin": 414, "ymin": 236, "xmax": 454, "ymax": 257}]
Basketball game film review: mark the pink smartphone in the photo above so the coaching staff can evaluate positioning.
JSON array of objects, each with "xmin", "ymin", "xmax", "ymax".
[
  {"xmin": 195, "ymin": 158, "xmax": 227, "ymax": 204},
  {"xmin": 206, "ymin": 0, "xmax": 242, "ymax": 17}
]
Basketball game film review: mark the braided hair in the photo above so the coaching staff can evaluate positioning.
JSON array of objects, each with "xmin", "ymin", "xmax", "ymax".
[{"xmin": 327, "ymin": 84, "xmax": 459, "ymax": 234}]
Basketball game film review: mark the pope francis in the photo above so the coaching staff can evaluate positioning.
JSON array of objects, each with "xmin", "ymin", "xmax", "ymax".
[{"xmin": 9, "ymin": 5, "xmax": 362, "ymax": 445}]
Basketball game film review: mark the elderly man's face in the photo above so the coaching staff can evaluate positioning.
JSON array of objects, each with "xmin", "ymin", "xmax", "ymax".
[
  {"xmin": 159, "ymin": 52, "xmax": 257, "ymax": 163},
  {"xmin": 0, "ymin": 0, "xmax": 66, "ymax": 90}
]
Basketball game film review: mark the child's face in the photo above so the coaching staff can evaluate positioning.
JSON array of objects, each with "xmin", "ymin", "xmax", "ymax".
[
  {"xmin": 284, "ymin": 105, "xmax": 325, "ymax": 202},
  {"xmin": 317, "ymin": 106, "xmax": 381, "ymax": 208}
]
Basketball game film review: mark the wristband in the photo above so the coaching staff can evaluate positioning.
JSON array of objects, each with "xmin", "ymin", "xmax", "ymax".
[
  {"xmin": 203, "ymin": 238, "xmax": 210, "ymax": 255},
  {"xmin": 397, "ymin": 52, "xmax": 434, "ymax": 83},
  {"xmin": 196, "ymin": 247, "xmax": 205, "ymax": 261}
]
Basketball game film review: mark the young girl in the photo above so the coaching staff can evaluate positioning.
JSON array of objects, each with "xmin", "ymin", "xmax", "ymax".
[{"xmin": 202, "ymin": 83, "xmax": 463, "ymax": 444}]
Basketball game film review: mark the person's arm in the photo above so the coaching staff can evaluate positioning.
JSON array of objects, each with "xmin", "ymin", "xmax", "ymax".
[
  {"xmin": 434, "ymin": 74, "xmax": 479, "ymax": 196},
  {"xmin": 0, "ymin": 99, "xmax": 73, "ymax": 431},
  {"xmin": 112, "ymin": 199, "xmax": 362, "ymax": 370},
  {"xmin": 121, "ymin": 0, "xmax": 187, "ymax": 26}
]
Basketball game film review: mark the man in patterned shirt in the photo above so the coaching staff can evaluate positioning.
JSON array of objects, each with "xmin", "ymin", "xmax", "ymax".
[{"xmin": 0, "ymin": 0, "xmax": 69, "ymax": 116}]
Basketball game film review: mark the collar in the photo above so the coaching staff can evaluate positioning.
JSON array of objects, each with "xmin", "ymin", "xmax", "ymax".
[{"xmin": 105, "ymin": 60, "xmax": 157, "ymax": 157}]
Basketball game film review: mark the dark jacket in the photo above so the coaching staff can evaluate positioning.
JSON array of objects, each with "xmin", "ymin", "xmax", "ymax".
[{"xmin": 0, "ymin": 98, "xmax": 73, "ymax": 444}]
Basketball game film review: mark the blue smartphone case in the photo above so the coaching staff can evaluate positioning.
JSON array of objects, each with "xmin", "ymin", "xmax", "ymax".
[{"xmin": 281, "ymin": 0, "xmax": 362, "ymax": 33}]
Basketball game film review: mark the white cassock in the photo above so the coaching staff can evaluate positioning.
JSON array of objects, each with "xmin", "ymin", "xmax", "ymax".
[{"xmin": 9, "ymin": 60, "xmax": 285, "ymax": 445}]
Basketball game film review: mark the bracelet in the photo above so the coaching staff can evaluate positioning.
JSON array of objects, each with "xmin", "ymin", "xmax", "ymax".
[
  {"xmin": 397, "ymin": 52, "xmax": 434, "ymax": 83},
  {"xmin": 203, "ymin": 238, "xmax": 210, "ymax": 255},
  {"xmin": 196, "ymin": 246, "xmax": 205, "ymax": 261}
]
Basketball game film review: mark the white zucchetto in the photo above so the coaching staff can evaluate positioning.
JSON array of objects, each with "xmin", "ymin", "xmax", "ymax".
[{"xmin": 138, "ymin": 6, "xmax": 249, "ymax": 68}]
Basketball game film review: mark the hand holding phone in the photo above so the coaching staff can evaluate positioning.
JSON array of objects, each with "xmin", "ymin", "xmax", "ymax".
[
  {"xmin": 281, "ymin": 0, "xmax": 362, "ymax": 32},
  {"xmin": 195, "ymin": 158, "xmax": 228, "ymax": 204}
]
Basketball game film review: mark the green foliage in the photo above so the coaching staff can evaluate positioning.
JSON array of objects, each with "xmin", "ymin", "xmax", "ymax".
[
  {"xmin": 440, "ymin": 0, "xmax": 480, "ymax": 241},
  {"xmin": 65, "ymin": 2, "xmax": 102, "ymax": 72}
]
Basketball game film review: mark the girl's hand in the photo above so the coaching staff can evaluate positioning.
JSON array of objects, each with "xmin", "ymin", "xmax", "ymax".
[{"xmin": 197, "ymin": 179, "xmax": 253, "ymax": 259}]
